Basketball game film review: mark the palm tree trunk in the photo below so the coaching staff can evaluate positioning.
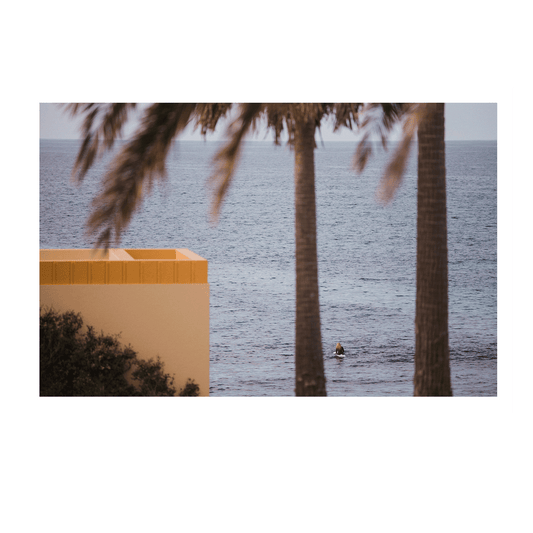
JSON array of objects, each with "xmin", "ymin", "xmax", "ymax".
[
  {"xmin": 414, "ymin": 103, "xmax": 452, "ymax": 396},
  {"xmin": 293, "ymin": 120, "xmax": 327, "ymax": 396}
]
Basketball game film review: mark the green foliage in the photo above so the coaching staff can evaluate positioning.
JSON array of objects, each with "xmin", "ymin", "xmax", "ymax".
[
  {"xmin": 178, "ymin": 379, "xmax": 201, "ymax": 397},
  {"xmin": 130, "ymin": 356, "xmax": 176, "ymax": 396},
  {"xmin": 40, "ymin": 307, "xmax": 199, "ymax": 397}
]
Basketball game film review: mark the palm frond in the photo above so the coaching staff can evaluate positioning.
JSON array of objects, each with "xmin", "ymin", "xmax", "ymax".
[
  {"xmin": 263, "ymin": 103, "xmax": 292, "ymax": 145},
  {"xmin": 86, "ymin": 103, "xmax": 198, "ymax": 248},
  {"xmin": 209, "ymin": 103, "xmax": 263, "ymax": 222},
  {"xmin": 353, "ymin": 103, "xmax": 406, "ymax": 174},
  {"xmin": 194, "ymin": 103, "xmax": 233, "ymax": 137},
  {"xmin": 291, "ymin": 103, "xmax": 330, "ymax": 141},
  {"xmin": 64, "ymin": 103, "xmax": 137, "ymax": 182},
  {"xmin": 331, "ymin": 103, "xmax": 364, "ymax": 132},
  {"xmin": 65, "ymin": 101, "xmax": 421, "ymax": 250},
  {"xmin": 375, "ymin": 103, "xmax": 429, "ymax": 204}
]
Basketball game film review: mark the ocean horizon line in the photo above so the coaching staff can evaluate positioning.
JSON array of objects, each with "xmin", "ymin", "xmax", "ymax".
[{"xmin": 40, "ymin": 137, "xmax": 498, "ymax": 143}]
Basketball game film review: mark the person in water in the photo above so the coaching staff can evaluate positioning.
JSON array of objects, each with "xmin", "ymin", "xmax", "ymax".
[{"xmin": 335, "ymin": 342, "xmax": 345, "ymax": 355}]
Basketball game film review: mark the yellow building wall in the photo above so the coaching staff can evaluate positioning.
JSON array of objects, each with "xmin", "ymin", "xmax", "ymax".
[{"xmin": 40, "ymin": 249, "xmax": 209, "ymax": 396}]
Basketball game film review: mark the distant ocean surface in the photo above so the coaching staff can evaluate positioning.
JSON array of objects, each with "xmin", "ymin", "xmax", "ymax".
[{"xmin": 40, "ymin": 139, "xmax": 497, "ymax": 396}]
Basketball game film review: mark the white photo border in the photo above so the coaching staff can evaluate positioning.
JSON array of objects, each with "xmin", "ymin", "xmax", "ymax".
[{"xmin": 17, "ymin": 84, "xmax": 516, "ymax": 416}]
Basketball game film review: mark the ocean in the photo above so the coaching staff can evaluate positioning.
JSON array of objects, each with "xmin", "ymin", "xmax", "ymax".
[{"xmin": 40, "ymin": 138, "xmax": 497, "ymax": 396}]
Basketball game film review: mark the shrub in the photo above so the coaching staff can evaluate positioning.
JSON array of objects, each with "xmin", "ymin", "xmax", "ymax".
[
  {"xmin": 40, "ymin": 307, "xmax": 199, "ymax": 397},
  {"xmin": 179, "ymin": 379, "xmax": 201, "ymax": 397}
]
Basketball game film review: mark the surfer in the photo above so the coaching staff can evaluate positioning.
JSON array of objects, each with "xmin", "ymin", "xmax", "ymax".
[{"xmin": 335, "ymin": 342, "xmax": 345, "ymax": 355}]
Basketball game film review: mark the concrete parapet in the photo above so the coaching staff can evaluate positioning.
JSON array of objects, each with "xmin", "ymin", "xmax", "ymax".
[{"xmin": 40, "ymin": 248, "xmax": 208, "ymax": 285}]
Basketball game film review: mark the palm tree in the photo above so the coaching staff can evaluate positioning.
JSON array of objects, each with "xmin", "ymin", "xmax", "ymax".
[
  {"xmin": 65, "ymin": 102, "xmax": 403, "ymax": 396},
  {"xmin": 356, "ymin": 103, "xmax": 452, "ymax": 396},
  {"xmin": 292, "ymin": 113, "xmax": 326, "ymax": 395},
  {"xmin": 413, "ymin": 103, "xmax": 452, "ymax": 395}
]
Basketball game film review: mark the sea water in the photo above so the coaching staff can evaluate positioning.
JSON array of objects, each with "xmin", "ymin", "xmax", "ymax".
[{"xmin": 40, "ymin": 139, "xmax": 497, "ymax": 396}]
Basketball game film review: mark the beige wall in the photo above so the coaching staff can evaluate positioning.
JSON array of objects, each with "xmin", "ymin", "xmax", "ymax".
[{"xmin": 40, "ymin": 282, "xmax": 209, "ymax": 396}]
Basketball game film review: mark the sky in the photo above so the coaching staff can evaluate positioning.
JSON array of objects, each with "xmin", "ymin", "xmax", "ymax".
[{"xmin": 40, "ymin": 103, "xmax": 497, "ymax": 142}]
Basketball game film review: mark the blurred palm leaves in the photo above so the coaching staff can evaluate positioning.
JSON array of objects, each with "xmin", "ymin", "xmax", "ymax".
[
  {"xmin": 354, "ymin": 103, "xmax": 429, "ymax": 203},
  {"xmin": 66, "ymin": 102, "xmax": 415, "ymax": 248}
]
